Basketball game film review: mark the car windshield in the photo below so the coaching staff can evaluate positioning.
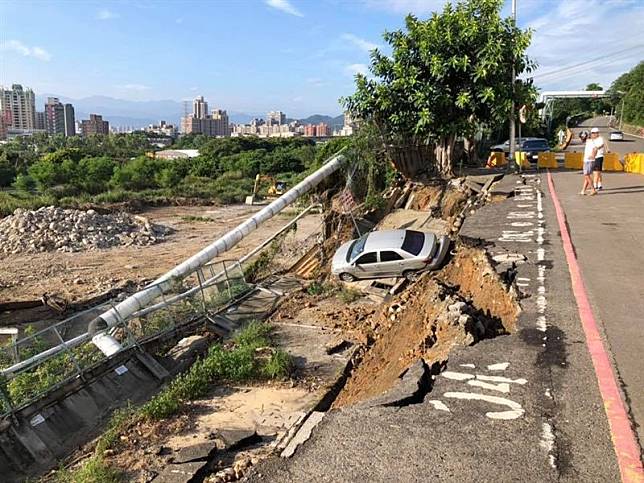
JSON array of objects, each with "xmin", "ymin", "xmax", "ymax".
[
  {"xmin": 522, "ymin": 140, "xmax": 549, "ymax": 150},
  {"xmin": 347, "ymin": 234, "xmax": 368, "ymax": 262},
  {"xmin": 401, "ymin": 230, "xmax": 425, "ymax": 256}
]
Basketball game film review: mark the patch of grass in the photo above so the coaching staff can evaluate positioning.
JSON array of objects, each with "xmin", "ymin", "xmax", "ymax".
[
  {"xmin": 262, "ymin": 349, "xmax": 293, "ymax": 379},
  {"xmin": 55, "ymin": 456, "xmax": 122, "ymax": 483},
  {"xmin": 338, "ymin": 286, "xmax": 363, "ymax": 304},
  {"xmin": 181, "ymin": 215, "xmax": 214, "ymax": 223},
  {"xmin": 140, "ymin": 321, "xmax": 291, "ymax": 420},
  {"xmin": 306, "ymin": 281, "xmax": 336, "ymax": 297}
]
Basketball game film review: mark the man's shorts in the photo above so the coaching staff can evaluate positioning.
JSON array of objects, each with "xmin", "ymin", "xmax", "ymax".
[
  {"xmin": 583, "ymin": 161, "xmax": 594, "ymax": 175},
  {"xmin": 593, "ymin": 156, "xmax": 604, "ymax": 172}
]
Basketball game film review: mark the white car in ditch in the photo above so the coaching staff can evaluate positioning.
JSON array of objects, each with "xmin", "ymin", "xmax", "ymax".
[{"xmin": 331, "ymin": 229, "xmax": 450, "ymax": 282}]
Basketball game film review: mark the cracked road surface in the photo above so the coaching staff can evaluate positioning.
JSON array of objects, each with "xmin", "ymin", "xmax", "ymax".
[{"xmin": 245, "ymin": 172, "xmax": 642, "ymax": 482}]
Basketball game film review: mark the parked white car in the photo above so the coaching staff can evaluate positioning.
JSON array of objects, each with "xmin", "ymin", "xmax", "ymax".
[{"xmin": 331, "ymin": 229, "xmax": 450, "ymax": 282}]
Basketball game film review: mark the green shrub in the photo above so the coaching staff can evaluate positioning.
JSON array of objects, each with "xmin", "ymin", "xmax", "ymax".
[
  {"xmin": 338, "ymin": 287, "xmax": 362, "ymax": 304},
  {"xmin": 56, "ymin": 456, "xmax": 122, "ymax": 483}
]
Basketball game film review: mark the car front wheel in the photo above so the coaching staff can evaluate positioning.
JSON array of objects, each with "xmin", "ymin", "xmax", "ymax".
[
  {"xmin": 403, "ymin": 270, "xmax": 419, "ymax": 282},
  {"xmin": 339, "ymin": 272, "xmax": 356, "ymax": 282}
]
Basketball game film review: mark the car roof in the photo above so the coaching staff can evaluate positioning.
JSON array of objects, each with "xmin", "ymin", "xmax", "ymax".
[{"xmin": 363, "ymin": 230, "xmax": 412, "ymax": 252}]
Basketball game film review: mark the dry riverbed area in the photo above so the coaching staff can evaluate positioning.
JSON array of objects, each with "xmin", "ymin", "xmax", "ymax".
[{"xmin": 0, "ymin": 203, "xmax": 321, "ymax": 307}]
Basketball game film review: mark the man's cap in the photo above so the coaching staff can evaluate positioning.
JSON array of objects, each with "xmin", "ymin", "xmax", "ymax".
[{"xmin": 591, "ymin": 127, "xmax": 600, "ymax": 133}]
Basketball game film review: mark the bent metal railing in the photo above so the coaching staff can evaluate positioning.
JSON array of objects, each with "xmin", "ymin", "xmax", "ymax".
[{"xmin": 0, "ymin": 259, "xmax": 250, "ymax": 417}]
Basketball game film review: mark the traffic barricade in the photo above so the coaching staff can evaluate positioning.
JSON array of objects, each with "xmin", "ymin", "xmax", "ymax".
[
  {"xmin": 537, "ymin": 152, "xmax": 557, "ymax": 169},
  {"xmin": 487, "ymin": 151, "xmax": 507, "ymax": 167},
  {"xmin": 516, "ymin": 151, "xmax": 530, "ymax": 169},
  {"xmin": 603, "ymin": 152, "xmax": 622, "ymax": 171},
  {"xmin": 624, "ymin": 153, "xmax": 643, "ymax": 174},
  {"xmin": 564, "ymin": 152, "xmax": 583, "ymax": 169}
]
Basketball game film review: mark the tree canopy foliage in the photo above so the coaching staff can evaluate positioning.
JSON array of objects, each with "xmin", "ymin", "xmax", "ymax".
[
  {"xmin": 342, "ymin": 0, "xmax": 535, "ymax": 177},
  {"xmin": 610, "ymin": 61, "xmax": 644, "ymax": 126}
]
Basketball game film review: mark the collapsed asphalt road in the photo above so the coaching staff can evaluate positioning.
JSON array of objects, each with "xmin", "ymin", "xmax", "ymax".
[{"xmin": 244, "ymin": 172, "xmax": 635, "ymax": 482}]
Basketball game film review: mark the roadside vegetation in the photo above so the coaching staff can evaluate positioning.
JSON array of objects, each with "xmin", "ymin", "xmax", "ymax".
[
  {"xmin": 54, "ymin": 322, "xmax": 292, "ymax": 482},
  {"xmin": 0, "ymin": 135, "xmax": 351, "ymax": 217}
]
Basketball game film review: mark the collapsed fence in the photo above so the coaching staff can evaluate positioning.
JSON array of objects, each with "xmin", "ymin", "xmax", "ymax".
[{"xmin": 0, "ymin": 151, "xmax": 346, "ymax": 418}]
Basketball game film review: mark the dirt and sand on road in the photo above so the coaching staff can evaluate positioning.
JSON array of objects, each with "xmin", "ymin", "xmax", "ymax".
[{"xmin": 0, "ymin": 204, "xmax": 322, "ymax": 305}]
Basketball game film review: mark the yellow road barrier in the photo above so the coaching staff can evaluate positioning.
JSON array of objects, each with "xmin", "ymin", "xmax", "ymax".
[
  {"xmin": 564, "ymin": 152, "xmax": 583, "ymax": 169},
  {"xmin": 487, "ymin": 151, "xmax": 507, "ymax": 167},
  {"xmin": 538, "ymin": 152, "xmax": 557, "ymax": 169},
  {"xmin": 603, "ymin": 152, "xmax": 622, "ymax": 171},
  {"xmin": 516, "ymin": 151, "xmax": 530, "ymax": 169},
  {"xmin": 624, "ymin": 153, "xmax": 643, "ymax": 174}
]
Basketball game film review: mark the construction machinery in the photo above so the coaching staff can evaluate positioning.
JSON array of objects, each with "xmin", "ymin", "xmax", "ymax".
[{"xmin": 245, "ymin": 174, "xmax": 287, "ymax": 205}]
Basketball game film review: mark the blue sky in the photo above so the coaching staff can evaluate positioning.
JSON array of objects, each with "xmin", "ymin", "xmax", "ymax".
[{"xmin": 1, "ymin": 0, "xmax": 643, "ymax": 118}]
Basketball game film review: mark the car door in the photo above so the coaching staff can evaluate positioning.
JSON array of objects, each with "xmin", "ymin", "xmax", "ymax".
[
  {"xmin": 377, "ymin": 250, "xmax": 406, "ymax": 277},
  {"xmin": 353, "ymin": 252, "xmax": 379, "ymax": 278}
]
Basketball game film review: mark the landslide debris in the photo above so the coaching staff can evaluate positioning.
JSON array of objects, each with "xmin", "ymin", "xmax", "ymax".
[
  {"xmin": 333, "ymin": 246, "xmax": 519, "ymax": 407},
  {"xmin": 0, "ymin": 206, "xmax": 172, "ymax": 254}
]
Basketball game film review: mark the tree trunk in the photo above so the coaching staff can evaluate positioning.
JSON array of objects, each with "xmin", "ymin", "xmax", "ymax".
[{"xmin": 434, "ymin": 135, "xmax": 456, "ymax": 178}]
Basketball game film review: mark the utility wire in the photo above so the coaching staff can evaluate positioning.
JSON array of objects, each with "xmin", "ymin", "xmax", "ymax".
[{"xmin": 532, "ymin": 44, "xmax": 644, "ymax": 81}]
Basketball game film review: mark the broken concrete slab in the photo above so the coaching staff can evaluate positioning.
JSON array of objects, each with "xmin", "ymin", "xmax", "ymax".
[
  {"xmin": 172, "ymin": 441, "xmax": 218, "ymax": 464},
  {"xmin": 217, "ymin": 429, "xmax": 260, "ymax": 450},
  {"xmin": 358, "ymin": 359, "xmax": 432, "ymax": 408},
  {"xmin": 324, "ymin": 338, "xmax": 352, "ymax": 355},
  {"xmin": 280, "ymin": 411, "xmax": 325, "ymax": 458},
  {"xmin": 154, "ymin": 461, "xmax": 207, "ymax": 483}
]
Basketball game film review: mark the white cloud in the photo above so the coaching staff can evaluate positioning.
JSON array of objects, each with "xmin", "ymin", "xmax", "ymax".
[
  {"xmin": 97, "ymin": 9, "xmax": 119, "ymax": 20},
  {"xmin": 306, "ymin": 77, "xmax": 328, "ymax": 87},
  {"xmin": 345, "ymin": 63, "xmax": 369, "ymax": 77},
  {"xmin": 0, "ymin": 40, "xmax": 51, "ymax": 61},
  {"xmin": 265, "ymin": 0, "xmax": 303, "ymax": 17},
  {"xmin": 526, "ymin": 0, "xmax": 644, "ymax": 90},
  {"xmin": 118, "ymin": 84, "xmax": 150, "ymax": 91},
  {"xmin": 341, "ymin": 33, "xmax": 380, "ymax": 52},
  {"xmin": 363, "ymin": 0, "xmax": 445, "ymax": 15}
]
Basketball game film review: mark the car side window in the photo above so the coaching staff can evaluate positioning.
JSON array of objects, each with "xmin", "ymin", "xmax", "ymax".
[
  {"xmin": 355, "ymin": 252, "xmax": 377, "ymax": 264},
  {"xmin": 380, "ymin": 251, "xmax": 403, "ymax": 262}
]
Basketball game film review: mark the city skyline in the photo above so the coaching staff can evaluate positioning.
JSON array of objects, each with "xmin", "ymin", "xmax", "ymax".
[{"xmin": 1, "ymin": 0, "xmax": 643, "ymax": 118}]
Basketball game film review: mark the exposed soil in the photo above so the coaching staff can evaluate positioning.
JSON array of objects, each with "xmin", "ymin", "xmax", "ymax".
[
  {"xmin": 332, "ymin": 246, "xmax": 520, "ymax": 407},
  {"xmin": 0, "ymin": 204, "xmax": 321, "ymax": 307}
]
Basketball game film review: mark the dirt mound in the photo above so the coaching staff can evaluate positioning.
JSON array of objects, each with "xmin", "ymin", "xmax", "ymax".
[{"xmin": 0, "ymin": 206, "xmax": 172, "ymax": 254}]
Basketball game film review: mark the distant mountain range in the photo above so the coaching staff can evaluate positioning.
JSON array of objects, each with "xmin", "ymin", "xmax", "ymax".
[{"xmin": 35, "ymin": 94, "xmax": 343, "ymax": 129}]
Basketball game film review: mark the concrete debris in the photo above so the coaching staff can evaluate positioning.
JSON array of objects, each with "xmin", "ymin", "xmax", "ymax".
[
  {"xmin": 216, "ymin": 429, "xmax": 260, "ymax": 450},
  {"xmin": 172, "ymin": 441, "xmax": 217, "ymax": 464},
  {"xmin": 361, "ymin": 359, "xmax": 432, "ymax": 408},
  {"xmin": 155, "ymin": 461, "xmax": 207, "ymax": 483},
  {"xmin": 324, "ymin": 338, "xmax": 352, "ymax": 355},
  {"xmin": 280, "ymin": 411, "xmax": 325, "ymax": 458},
  {"xmin": 0, "ymin": 206, "xmax": 171, "ymax": 254}
]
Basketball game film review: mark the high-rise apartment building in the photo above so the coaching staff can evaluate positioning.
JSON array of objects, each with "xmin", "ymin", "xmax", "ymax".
[
  {"xmin": 304, "ymin": 124, "xmax": 317, "ymax": 137},
  {"xmin": 0, "ymin": 84, "xmax": 36, "ymax": 133},
  {"xmin": 316, "ymin": 122, "xmax": 330, "ymax": 137},
  {"xmin": 267, "ymin": 111, "xmax": 286, "ymax": 126},
  {"xmin": 45, "ymin": 97, "xmax": 66, "ymax": 135},
  {"xmin": 81, "ymin": 114, "xmax": 109, "ymax": 136},
  {"xmin": 193, "ymin": 96, "xmax": 208, "ymax": 119},
  {"xmin": 64, "ymin": 104, "xmax": 76, "ymax": 136},
  {"xmin": 180, "ymin": 96, "xmax": 230, "ymax": 137},
  {"xmin": 35, "ymin": 111, "xmax": 46, "ymax": 131}
]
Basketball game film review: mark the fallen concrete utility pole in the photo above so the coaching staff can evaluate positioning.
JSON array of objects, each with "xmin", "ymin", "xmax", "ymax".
[{"xmin": 86, "ymin": 150, "xmax": 346, "ymax": 352}]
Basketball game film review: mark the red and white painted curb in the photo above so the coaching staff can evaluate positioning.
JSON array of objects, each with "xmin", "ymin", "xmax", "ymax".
[{"xmin": 547, "ymin": 171, "xmax": 643, "ymax": 482}]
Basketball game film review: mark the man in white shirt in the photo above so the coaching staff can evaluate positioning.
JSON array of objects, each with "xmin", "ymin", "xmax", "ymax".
[
  {"xmin": 589, "ymin": 127, "xmax": 606, "ymax": 190},
  {"xmin": 581, "ymin": 130, "xmax": 598, "ymax": 196}
]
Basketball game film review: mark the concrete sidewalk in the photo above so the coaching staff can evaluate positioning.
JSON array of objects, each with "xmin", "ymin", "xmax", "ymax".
[{"xmin": 548, "ymin": 170, "xmax": 644, "ymax": 448}]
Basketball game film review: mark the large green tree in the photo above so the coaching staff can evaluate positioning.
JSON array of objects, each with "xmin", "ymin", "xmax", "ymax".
[
  {"xmin": 610, "ymin": 61, "xmax": 644, "ymax": 126},
  {"xmin": 342, "ymin": 0, "xmax": 534, "ymax": 177}
]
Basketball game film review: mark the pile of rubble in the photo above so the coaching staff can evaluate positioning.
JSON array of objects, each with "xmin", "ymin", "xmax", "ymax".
[{"xmin": 0, "ymin": 206, "xmax": 172, "ymax": 254}]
